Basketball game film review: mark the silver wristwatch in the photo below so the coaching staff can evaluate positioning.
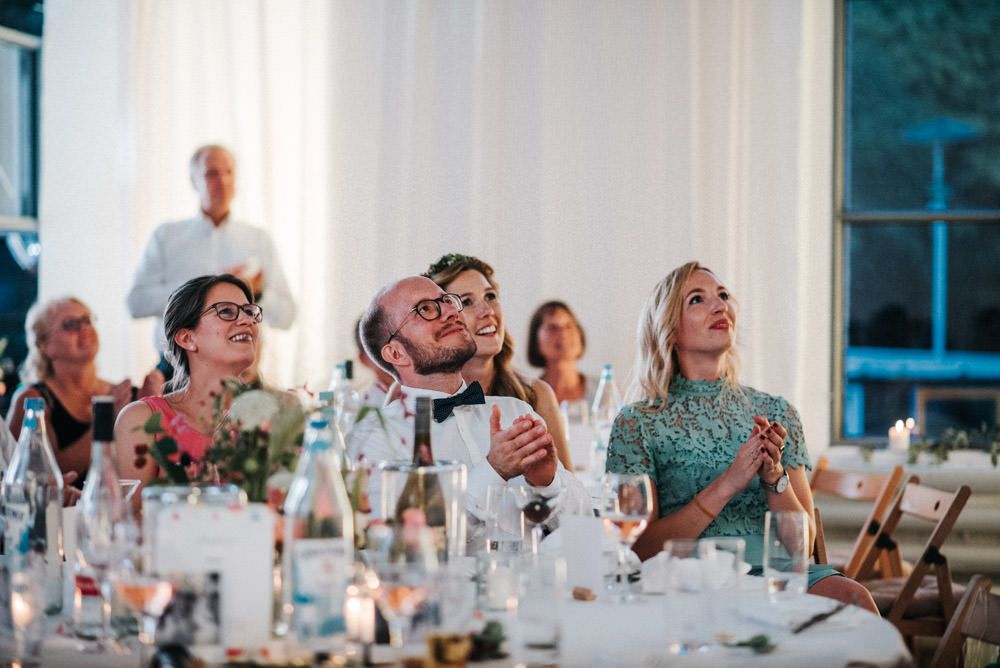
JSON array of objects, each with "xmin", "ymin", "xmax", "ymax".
[{"xmin": 763, "ymin": 469, "xmax": 789, "ymax": 494}]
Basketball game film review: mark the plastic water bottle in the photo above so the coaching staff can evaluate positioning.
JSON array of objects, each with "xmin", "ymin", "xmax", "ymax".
[
  {"xmin": 74, "ymin": 397, "xmax": 124, "ymax": 645},
  {"xmin": 330, "ymin": 361, "xmax": 361, "ymax": 437},
  {"xmin": 590, "ymin": 365, "xmax": 623, "ymax": 476},
  {"xmin": 281, "ymin": 416, "xmax": 355, "ymax": 653},
  {"xmin": 1, "ymin": 397, "xmax": 65, "ymax": 615}
]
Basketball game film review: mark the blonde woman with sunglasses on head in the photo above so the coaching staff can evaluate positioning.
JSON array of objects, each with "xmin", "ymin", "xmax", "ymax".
[{"xmin": 6, "ymin": 297, "xmax": 160, "ymax": 489}]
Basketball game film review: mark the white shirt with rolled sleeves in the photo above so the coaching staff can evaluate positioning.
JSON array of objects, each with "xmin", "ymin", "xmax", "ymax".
[
  {"xmin": 346, "ymin": 381, "xmax": 591, "ymax": 549},
  {"xmin": 126, "ymin": 213, "xmax": 296, "ymax": 350}
]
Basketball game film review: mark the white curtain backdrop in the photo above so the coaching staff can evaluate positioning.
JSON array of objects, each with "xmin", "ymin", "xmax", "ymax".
[{"xmin": 39, "ymin": 0, "xmax": 835, "ymax": 449}]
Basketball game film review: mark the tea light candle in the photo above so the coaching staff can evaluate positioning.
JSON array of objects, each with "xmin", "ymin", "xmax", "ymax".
[
  {"xmin": 11, "ymin": 590, "xmax": 33, "ymax": 628},
  {"xmin": 888, "ymin": 419, "xmax": 911, "ymax": 451},
  {"xmin": 344, "ymin": 584, "xmax": 375, "ymax": 644}
]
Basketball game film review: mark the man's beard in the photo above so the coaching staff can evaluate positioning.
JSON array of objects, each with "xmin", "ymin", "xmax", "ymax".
[{"xmin": 397, "ymin": 331, "xmax": 476, "ymax": 376}]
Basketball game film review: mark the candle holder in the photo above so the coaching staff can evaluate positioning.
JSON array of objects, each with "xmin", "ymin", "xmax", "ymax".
[
  {"xmin": 11, "ymin": 572, "xmax": 44, "ymax": 667},
  {"xmin": 344, "ymin": 565, "xmax": 376, "ymax": 666}
]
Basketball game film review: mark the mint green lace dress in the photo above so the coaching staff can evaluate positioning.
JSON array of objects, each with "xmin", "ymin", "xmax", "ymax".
[{"xmin": 606, "ymin": 376, "xmax": 839, "ymax": 587}]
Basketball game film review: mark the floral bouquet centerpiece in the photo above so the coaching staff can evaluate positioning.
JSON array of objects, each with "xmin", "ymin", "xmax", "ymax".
[{"xmin": 141, "ymin": 378, "xmax": 309, "ymax": 503}]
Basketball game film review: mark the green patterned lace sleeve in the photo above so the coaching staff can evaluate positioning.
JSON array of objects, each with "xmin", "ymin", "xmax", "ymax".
[{"xmin": 607, "ymin": 404, "xmax": 655, "ymax": 477}]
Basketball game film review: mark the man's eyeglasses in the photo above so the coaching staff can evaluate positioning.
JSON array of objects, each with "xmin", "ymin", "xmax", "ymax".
[
  {"xmin": 201, "ymin": 302, "xmax": 264, "ymax": 323},
  {"xmin": 386, "ymin": 293, "xmax": 464, "ymax": 345},
  {"xmin": 61, "ymin": 315, "xmax": 94, "ymax": 332}
]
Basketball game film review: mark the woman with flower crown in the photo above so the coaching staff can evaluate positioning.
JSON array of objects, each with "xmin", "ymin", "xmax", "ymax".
[
  {"xmin": 424, "ymin": 253, "xmax": 573, "ymax": 470},
  {"xmin": 114, "ymin": 274, "xmax": 262, "ymax": 494}
]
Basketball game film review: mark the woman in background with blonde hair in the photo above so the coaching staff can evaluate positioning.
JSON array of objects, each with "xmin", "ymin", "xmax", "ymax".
[
  {"xmin": 425, "ymin": 253, "xmax": 573, "ymax": 470},
  {"xmin": 5, "ymin": 297, "xmax": 160, "ymax": 488}
]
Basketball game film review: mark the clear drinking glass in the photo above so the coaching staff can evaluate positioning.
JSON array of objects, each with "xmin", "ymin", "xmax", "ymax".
[
  {"xmin": 483, "ymin": 482, "xmax": 523, "ymax": 553},
  {"xmin": 763, "ymin": 510, "xmax": 810, "ymax": 600},
  {"xmin": 511, "ymin": 554, "xmax": 567, "ymax": 667},
  {"xmin": 661, "ymin": 539, "xmax": 718, "ymax": 654},
  {"xmin": 507, "ymin": 486, "xmax": 564, "ymax": 554},
  {"xmin": 597, "ymin": 473, "xmax": 653, "ymax": 602}
]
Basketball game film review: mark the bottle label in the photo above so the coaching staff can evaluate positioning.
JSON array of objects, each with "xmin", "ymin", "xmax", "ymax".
[
  {"xmin": 4, "ymin": 502, "xmax": 30, "ymax": 551},
  {"xmin": 73, "ymin": 575, "xmax": 103, "ymax": 640},
  {"xmin": 291, "ymin": 538, "xmax": 349, "ymax": 642}
]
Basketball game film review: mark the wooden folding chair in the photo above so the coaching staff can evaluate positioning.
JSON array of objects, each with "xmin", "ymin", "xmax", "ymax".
[
  {"xmin": 929, "ymin": 574, "xmax": 1000, "ymax": 668},
  {"xmin": 857, "ymin": 476, "xmax": 972, "ymax": 650},
  {"xmin": 813, "ymin": 506, "xmax": 828, "ymax": 565},
  {"xmin": 808, "ymin": 456, "xmax": 904, "ymax": 579}
]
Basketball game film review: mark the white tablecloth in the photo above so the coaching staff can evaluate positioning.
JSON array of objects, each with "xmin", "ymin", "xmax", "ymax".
[
  {"xmin": 560, "ymin": 590, "xmax": 913, "ymax": 667},
  {"xmin": 7, "ymin": 580, "xmax": 913, "ymax": 668}
]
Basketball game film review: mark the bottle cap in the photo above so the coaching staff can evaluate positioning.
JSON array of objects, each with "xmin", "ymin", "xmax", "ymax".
[
  {"xmin": 25, "ymin": 397, "xmax": 44, "ymax": 412},
  {"xmin": 92, "ymin": 396, "xmax": 115, "ymax": 441},
  {"xmin": 344, "ymin": 360, "xmax": 354, "ymax": 380}
]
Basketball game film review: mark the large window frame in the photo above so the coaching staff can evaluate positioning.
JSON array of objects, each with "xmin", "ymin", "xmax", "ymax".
[
  {"xmin": 832, "ymin": 1, "xmax": 1000, "ymax": 443},
  {"xmin": 0, "ymin": 23, "xmax": 40, "ymax": 414},
  {"xmin": 0, "ymin": 24, "xmax": 39, "ymax": 233}
]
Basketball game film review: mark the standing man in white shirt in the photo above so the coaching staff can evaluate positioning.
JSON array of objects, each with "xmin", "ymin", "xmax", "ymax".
[
  {"xmin": 348, "ymin": 275, "xmax": 590, "ymax": 548},
  {"xmin": 126, "ymin": 145, "xmax": 296, "ymax": 380}
]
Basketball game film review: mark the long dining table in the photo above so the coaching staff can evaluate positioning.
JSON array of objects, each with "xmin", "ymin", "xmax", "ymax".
[{"xmin": 6, "ymin": 580, "xmax": 913, "ymax": 668}]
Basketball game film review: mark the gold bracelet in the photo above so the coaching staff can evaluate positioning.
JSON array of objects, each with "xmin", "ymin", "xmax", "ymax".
[{"xmin": 692, "ymin": 492, "xmax": 718, "ymax": 520}]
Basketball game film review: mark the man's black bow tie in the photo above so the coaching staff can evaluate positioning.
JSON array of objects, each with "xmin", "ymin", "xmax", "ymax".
[{"xmin": 432, "ymin": 381, "xmax": 486, "ymax": 422}]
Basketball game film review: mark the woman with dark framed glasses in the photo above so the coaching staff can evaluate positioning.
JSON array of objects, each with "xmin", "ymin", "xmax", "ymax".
[
  {"xmin": 114, "ymin": 273, "xmax": 262, "ymax": 494},
  {"xmin": 5, "ymin": 297, "xmax": 159, "ymax": 489}
]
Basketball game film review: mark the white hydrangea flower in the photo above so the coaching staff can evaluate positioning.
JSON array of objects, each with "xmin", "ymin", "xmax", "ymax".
[{"xmin": 228, "ymin": 389, "xmax": 280, "ymax": 430}]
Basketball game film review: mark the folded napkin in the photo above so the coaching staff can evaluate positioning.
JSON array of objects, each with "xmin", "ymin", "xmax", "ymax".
[{"xmin": 736, "ymin": 596, "xmax": 843, "ymax": 631}]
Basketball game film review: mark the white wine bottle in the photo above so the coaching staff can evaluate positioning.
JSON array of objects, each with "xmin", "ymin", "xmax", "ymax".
[
  {"xmin": 74, "ymin": 397, "xmax": 124, "ymax": 645},
  {"xmin": 391, "ymin": 397, "xmax": 447, "ymax": 562}
]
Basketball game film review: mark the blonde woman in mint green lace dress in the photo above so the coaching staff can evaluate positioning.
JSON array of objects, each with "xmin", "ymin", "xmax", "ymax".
[{"xmin": 606, "ymin": 261, "xmax": 878, "ymax": 613}]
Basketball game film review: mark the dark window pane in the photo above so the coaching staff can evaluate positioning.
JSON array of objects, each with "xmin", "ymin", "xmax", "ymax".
[
  {"xmin": 845, "ymin": 0, "xmax": 1000, "ymax": 211},
  {"xmin": 845, "ymin": 223, "xmax": 933, "ymax": 349},
  {"xmin": 947, "ymin": 223, "xmax": 1000, "ymax": 351},
  {"xmin": 0, "ymin": 236, "xmax": 37, "ymax": 413}
]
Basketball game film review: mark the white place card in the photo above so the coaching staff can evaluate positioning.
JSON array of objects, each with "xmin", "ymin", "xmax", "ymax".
[
  {"xmin": 153, "ymin": 503, "xmax": 274, "ymax": 650},
  {"xmin": 559, "ymin": 514, "xmax": 606, "ymax": 597}
]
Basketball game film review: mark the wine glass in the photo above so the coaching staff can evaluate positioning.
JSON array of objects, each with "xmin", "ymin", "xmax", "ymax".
[
  {"xmin": 110, "ymin": 520, "xmax": 176, "ymax": 666},
  {"xmin": 598, "ymin": 472, "xmax": 653, "ymax": 602},
  {"xmin": 507, "ymin": 485, "xmax": 564, "ymax": 554},
  {"xmin": 365, "ymin": 525, "xmax": 440, "ymax": 665}
]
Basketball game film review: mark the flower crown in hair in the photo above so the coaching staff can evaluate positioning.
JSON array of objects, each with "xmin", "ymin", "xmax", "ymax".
[{"xmin": 422, "ymin": 253, "xmax": 476, "ymax": 278}]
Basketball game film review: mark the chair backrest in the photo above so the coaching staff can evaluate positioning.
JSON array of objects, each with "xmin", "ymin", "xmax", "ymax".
[
  {"xmin": 929, "ymin": 574, "xmax": 1000, "ymax": 668},
  {"xmin": 813, "ymin": 506, "xmax": 828, "ymax": 565},
  {"xmin": 809, "ymin": 457, "xmax": 905, "ymax": 579},
  {"xmin": 857, "ymin": 476, "xmax": 972, "ymax": 638}
]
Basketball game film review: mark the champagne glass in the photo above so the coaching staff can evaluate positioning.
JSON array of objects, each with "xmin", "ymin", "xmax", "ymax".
[
  {"xmin": 507, "ymin": 486, "xmax": 564, "ymax": 554},
  {"xmin": 598, "ymin": 472, "xmax": 653, "ymax": 602}
]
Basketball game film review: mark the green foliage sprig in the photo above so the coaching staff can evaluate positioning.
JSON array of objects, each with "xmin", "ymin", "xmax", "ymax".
[{"xmin": 908, "ymin": 422, "xmax": 1000, "ymax": 468}]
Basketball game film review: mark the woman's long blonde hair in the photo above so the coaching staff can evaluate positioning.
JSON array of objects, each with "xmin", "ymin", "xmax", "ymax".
[{"xmin": 629, "ymin": 261, "xmax": 741, "ymax": 409}]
